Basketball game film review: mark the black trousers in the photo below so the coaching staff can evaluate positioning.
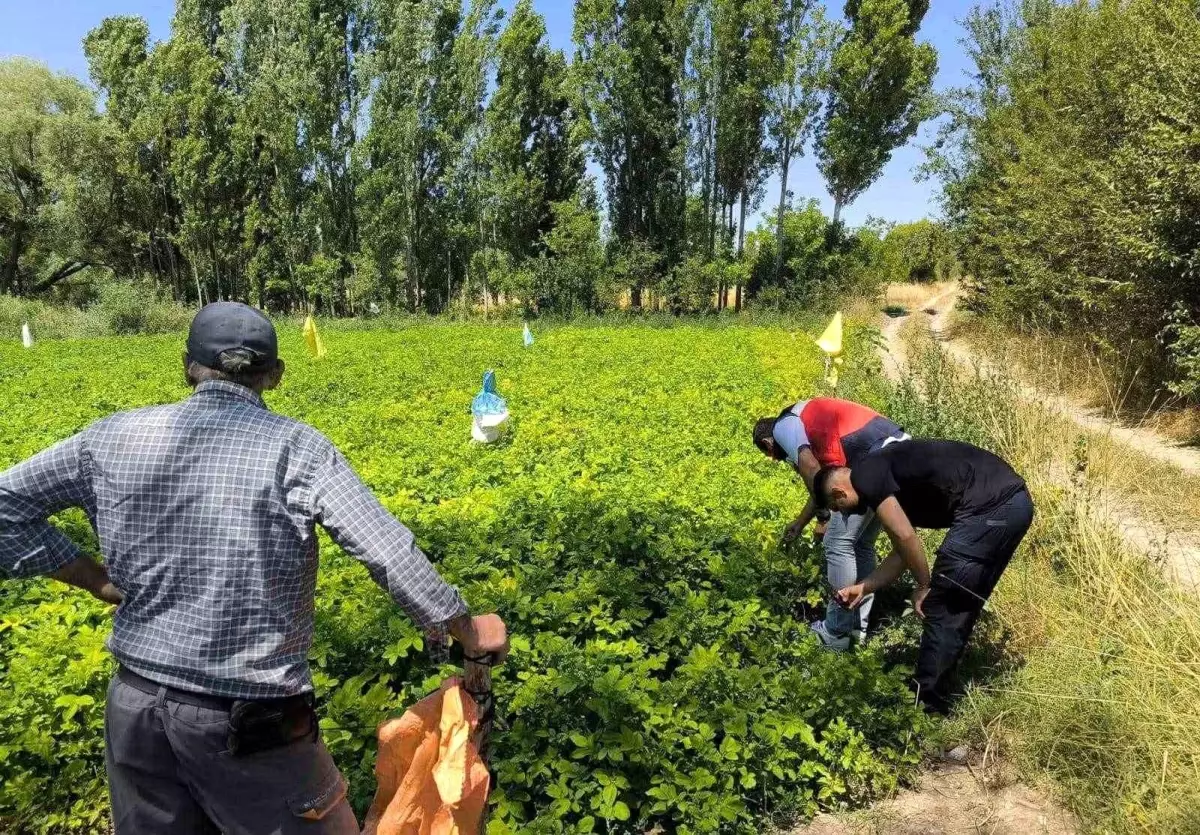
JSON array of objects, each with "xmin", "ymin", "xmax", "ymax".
[{"xmin": 913, "ymin": 488, "xmax": 1034, "ymax": 715}]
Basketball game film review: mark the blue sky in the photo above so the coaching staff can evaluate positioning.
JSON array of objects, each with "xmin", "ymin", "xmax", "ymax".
[{"xmin": 1, "ymin": 0, "xmax": 977, "ymax": 227}]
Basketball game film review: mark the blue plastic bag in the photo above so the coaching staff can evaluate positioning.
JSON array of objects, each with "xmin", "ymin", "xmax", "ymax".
[
  {"xmin": 471, "ymin": 370, "xmax": 510, "ymax": 442},
  {"xmin": 471, "ymin": 370, "xmax": 507, "ymax": 417}
]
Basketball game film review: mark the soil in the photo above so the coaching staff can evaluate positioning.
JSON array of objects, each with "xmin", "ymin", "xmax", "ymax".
[{"xmin": 792, "ymin": 753, "xmax": 1078, "ymax": 835}]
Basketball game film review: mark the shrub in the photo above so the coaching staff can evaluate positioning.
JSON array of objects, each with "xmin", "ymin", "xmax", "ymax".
[
  {"xmin": 744, "ymin": 204, "xmax": 891, "ymax": 311},
  {"xmin": 0, "ymin": 295, "xmax": 93, "ymax": 341},
  {"xmin": 1, "ymin": 285, "xmax": 192, "ymax": 343},
  {"xmin": 933, "ymin": 0, "xmax": 1200, "ymax": 404},
  {"xmin": 1163, "ymin": 303, "xmax": 1200, "ymax": 400},
  {"xmin": 878, "ymin": 221, "xmax": 957, "ymax": 285},
  {"xmin": 91, "ymin": 283, "xmax": 191, "ymax": 336}
]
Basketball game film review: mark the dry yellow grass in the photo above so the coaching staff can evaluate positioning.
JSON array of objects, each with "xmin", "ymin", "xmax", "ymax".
[
  {"xmin": 881, "ymin": 281, "xmax": 956, "ymax": 314},
  {"xmin": 893, "ymin": 331, "xmax": 1200, "ymax": 832},
  {"xmin": 954, "ymin": 314, "xmax": 1200, "ymax": 447},
  {"xmin": 945, "ymin": 315, "xmax": 1200, "ymax": 554}
]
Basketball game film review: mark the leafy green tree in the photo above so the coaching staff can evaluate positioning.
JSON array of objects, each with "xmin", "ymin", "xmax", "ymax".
[
  {"xmin": 358, "ymin": 0, "xmax": 499, "ymax": 313},
  {"xmin": 574, "ymin": 0, "xmax": 689, "ymax": 305},
  {"xmin": 484, "ymin": 0, "xmax": 585, "ymax": 266},
  {"xmin": 816, "ymin": 0, "xmax": 936, "ymax": 224},
  {"xmin": 84, "ymin": 17, "xmax": 188, "ymax": 297},
  {"xmin": 532, "ymin": 184, "xmax": 605, "ymax": 315},
  {"xmin": 712, "ymin": 0, "xmax": 778, "ymax": 279},
  {"xmin": 154, "ymin": 33, "xmax": 249, "ymax": 305},
  {"xmin": 680, "ymin": 0, "xmax": 778, "ymax": 309},
  {"xmin": 682, "ymin": 0, "xmax": 719, "ymax": 260},
  {"xmin": 0, "ymin": 59, "xmax": 123, "ymax": 296},
  {"xmin": 356, "ymin": 0, "xmax": 433, "ymax": 310},
  {"xmin": 767, "ymin": 0, "xmax": 835, "ymax": 284},
  {"xmin": 879, "ymin": 219, "xmax": 956, "ymax": 283},
  {"xmin": 219, "ymin": 0, "xmax": 368, "ymax": 310},
  {"xmin": 928, "ymin": 0, "xmax": 1200, "ymax": 402}
]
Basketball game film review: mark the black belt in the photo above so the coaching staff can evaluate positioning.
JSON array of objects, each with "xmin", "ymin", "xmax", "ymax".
[{"xmin": 116, "ymin": 666, "xmax": 310, "ymax": 712}]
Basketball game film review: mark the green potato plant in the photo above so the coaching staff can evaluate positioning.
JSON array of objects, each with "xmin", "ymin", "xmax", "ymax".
[{"xmin": 0, "ymin": 323, "xmax": 927, "ymax": 833}]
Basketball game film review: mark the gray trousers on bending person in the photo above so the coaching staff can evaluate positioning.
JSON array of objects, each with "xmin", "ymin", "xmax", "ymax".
[
  {"xmin": 105, "ymin": 672, "xmax": 359, "ymax": 835},
  {"xmin": 823, "ymin": 509, "xmax": 883, "ymax": 639}
]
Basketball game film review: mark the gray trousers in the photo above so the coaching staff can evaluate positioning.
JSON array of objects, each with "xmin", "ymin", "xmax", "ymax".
[
  {"xmin": 823, "ymin": 509, "xmax": 882, "ymax": 638},
  {"xmin": 105, "ymin": 673, "xmax": 359, "ymax": 835}
]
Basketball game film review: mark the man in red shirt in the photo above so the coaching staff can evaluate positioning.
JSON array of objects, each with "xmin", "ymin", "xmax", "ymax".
[{"xmin": 754, "ymin": 398, "xmax": 908, "ymax": 649}]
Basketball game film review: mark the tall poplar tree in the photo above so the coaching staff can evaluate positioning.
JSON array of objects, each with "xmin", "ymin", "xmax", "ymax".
[
  {"xmin": 767, "ymin": 0, "xmax": 834, "ymax": 282},
  {"xmin": 712, "ymin": 0, "xmax": 778, "ymax": 309},
  {"xmin": 816, "ymin": 0, "xmax": 936, "ymax": 224},
  {"xmin": 484, "ymin": 0, "xmax": 582, "ymax": 265},
  {"xmin": 574, "ymin": 0, "xmax": 689, "ymax": 306}
]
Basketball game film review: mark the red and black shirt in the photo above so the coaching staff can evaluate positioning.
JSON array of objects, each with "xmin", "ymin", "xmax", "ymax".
[{"xmin": 771, "ymin": 398, "xmax": 905, "ymax": 468}]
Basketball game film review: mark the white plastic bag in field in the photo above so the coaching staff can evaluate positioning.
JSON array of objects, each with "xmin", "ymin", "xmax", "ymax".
[
  {"xmin": 21, "ymin": 322, "xmax": 33, "ymax": 349},
  {"xmin": 523, "ymin": 322, "xmax": 534, "ymax": 347},
  {"xmin": 470, "ymin": 370, "xmax": 509, "ymax": 444}
]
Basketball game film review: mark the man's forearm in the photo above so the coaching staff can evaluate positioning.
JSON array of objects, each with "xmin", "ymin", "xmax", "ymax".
[
  {"xmin": 896, "ymin": 534, "xmax": 931, "ymax": 587},
  {"xmin": 50, "ymin": 555, "xmax": 122, "ymax": 604},
  {"xmin": 795, "ymin": 449, "xmax": 821, "ymax": 493},
  {"xmin": 794, "ymin": 498, "xmax": 817, "ymax": 530},
  {"xmin": 862, "ymin": 551, "xmax": 906, "ymax": 594}
]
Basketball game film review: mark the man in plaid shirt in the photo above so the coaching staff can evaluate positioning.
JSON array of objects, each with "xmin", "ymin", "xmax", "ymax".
[{"xmin": 0, "ymin": 302, "xmax": 508, "ymax": 834}]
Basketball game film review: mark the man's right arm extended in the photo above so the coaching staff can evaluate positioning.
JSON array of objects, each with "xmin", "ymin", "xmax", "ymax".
[
  {"xmin": 783, "ymin": 447, "xmax": 826, "ymax": 543},
  {"xmin": 837, "ymin": 497, "xmax": 931, "ymax": 616},
  {"xmin": 0, "ymin": 434, "xmax": 121, "ymax": 605},
  {"xmin": 311, "ymin": 444, "xmax": 508, "ymax": 661}
]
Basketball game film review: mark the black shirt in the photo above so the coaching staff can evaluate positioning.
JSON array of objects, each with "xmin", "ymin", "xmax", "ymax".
[{"xmin": 850, "ymin": 439, "xmax": 1026, "ymax": 529}]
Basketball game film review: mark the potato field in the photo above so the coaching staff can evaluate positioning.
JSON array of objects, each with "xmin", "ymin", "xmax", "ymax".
[{"xmin": 0, "ymin": 323, "xmax": 927, "ymax": 834}]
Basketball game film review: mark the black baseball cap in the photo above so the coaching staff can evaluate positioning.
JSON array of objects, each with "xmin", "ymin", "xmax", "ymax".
[{"xmin": 186, "ymin": 302, "xmax": 278, "ymax": 371}]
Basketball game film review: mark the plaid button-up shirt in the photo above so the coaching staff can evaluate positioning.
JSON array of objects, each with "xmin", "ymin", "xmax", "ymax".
[{"xmin": 0, "ymin": 380, "xmax": 467, "ymax": 698}]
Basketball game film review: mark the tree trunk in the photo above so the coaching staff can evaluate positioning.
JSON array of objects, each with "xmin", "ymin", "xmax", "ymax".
[
  {"xmin": 716, "ymin": 202, "xmax": 725, "ymax": 310},
  {"xmin": 774, "ymin": 141, "xmax": 792, "ymax": 285},
  {"xmin": 2, "ymin": 225, "xmax": 22, "ymax": 296},
  {"xmin": 193, "ymin": 264, "xmax": 205, "ymax": 308},
  {"xmin": 736, "ymin": 192, "xmax": 747, "ymax": 312},
  {"xmin": 702, "ymin": 110, "xmax": 714, "ymax": 260},
  {"xmin": 32, "ymin": 261, "xmax": 90, "ymax": 294},
  {"xmin": 833, "ymin": 195, "xmax": 844, "ymax": 227},
  {"xmin": 707, "ymin": 111, "xmax": 717, "ymax": 259}
]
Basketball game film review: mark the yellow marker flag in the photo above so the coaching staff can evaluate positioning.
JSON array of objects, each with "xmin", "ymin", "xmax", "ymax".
[
  {"xmin": 303, "ymin": 314, "xmax": 327, "ymax": 359},
  {"xmin": 815, "ymin": 311, "xmax": 843, "ymax": 357},
  {"xmin": 815, "ymin": 312, "xmax": 843, "ymax": 388}
]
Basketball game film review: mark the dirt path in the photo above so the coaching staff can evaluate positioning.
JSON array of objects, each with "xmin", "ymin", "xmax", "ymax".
[
  {"xmin": 881, "ymin": 284, "xmax": 1200, "ymax": 589},
  {"xmin": 928, "ymin": 292, "xmax": 1200, "ymax": 477},
  {"xmin": 879, "ymin": 286, "xmax": 958, "ymax": 384},
  {"xmin": 793, "ymin": 755, "xmax": 1077, "ymax": 835}
]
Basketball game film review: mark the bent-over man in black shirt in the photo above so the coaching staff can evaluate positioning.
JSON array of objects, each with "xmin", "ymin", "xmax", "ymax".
[{"xmin": 812, "ymin": 439, "xmax": 1034, "ymax": 714}]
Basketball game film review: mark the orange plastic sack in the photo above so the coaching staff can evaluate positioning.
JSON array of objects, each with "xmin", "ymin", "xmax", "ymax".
[{"xmin": 361, "ymin": 682, "xmax": 489, "ymax": 835}]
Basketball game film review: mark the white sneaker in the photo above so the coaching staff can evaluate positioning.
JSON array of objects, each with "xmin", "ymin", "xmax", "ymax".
[{"xmin": 810, "ymin": 620, "xmax": 851, "ymax": 652}]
